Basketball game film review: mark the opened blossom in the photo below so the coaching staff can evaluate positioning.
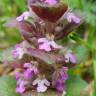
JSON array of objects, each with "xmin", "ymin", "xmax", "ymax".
[
  {"xmin": 12, "ymin": 44, "xmax": 25, "ymax": 59},
  {"xmin": 24, "ymin": 62, "xmax": 39, "ymax": 79},
  {"xmin": 33, "ymin": 76, "xmax": 50, "ymax": 92},
  {"xmin": 16, "ymin": 11, "xmax": 30, "ymax": 22},
  {"xmin": 65, "ymin": 50, "xmax": 77, "ymax": 64},
  {"xmin": 66, "ymin": 12, "xmax": 80, "ymax": 24},
  {"xmin": 16, "ymin": 79, "xmax": 28, "ymax": 93},
  {"xmin": 38, "ymin": 37, "xmax": 62, "ymax": 52},
  {"xmin": 16, "ymin": 72, "xmax": 22, "ymax": 80},
  {"xmin": 52, "ymin": 67, "xmax": 68, "ymax": 93},
  {"xmin": 16, "ymin": 72, "xmax": 28, "ymax": 93},
  {"xmin": 15, "ymin": 62, "xmax": 39, "ymax": 93},
  {"xmin": 12, "ymin": 41, "xmax": 32, "ymax": 59},
  {"xmin": 44, "ymin": 0, "xmax": 58, "ymax": 5}
]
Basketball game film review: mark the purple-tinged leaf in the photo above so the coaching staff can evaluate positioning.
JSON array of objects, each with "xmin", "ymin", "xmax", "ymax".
[
  {"xmin": 5, "ymin": 19, "xmax": 35, "ymax": 35},
  {"xmin": 55, "ymin": 12, "xmax": 85, "ymax": 40},
  {"xmin": 29, "ymin": 3, "xmax": 68, "ymax": 22},
  {"xmin": 5, "ymin": 19, "xmax": 41, "ymax": 44},
  {"xmin": 4, "ymin": 54, "xmax": 33, "ymax": 69},
  {"xmin": 27, "ymin": 48, "xmax": 65, "ymax": 64},
  {"xmin": 5, "ymin": 19, "xmax": 45, "ymax": 38},
  {"xmin": 22, "ymin": 90, "xmax": 61, "ymax": 96}
]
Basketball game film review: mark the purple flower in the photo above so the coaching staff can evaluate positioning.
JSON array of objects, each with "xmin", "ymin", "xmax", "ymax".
[
  {"xmin": 24, "ymin": 69, "xmax": 34, "ymax": 79},
  {"xmin": 15, "ymin": 72, "xmax": 28, "ymax": 93},
  {"xmin": 15, "ymin": 72, "xmax": 22, "ymax": 80},
  {"xmin": 66, "ymin": 12, "xmax": 80, "ymax": 24},
  {"xmin": 52, "ymin": 67, "xmax": 68, "ymax": 93},
  {"xmin": 55, "ymin": 82, "xmax": 65, "ymax": 93},
  {"xmin": 16, "ymin": 79, "xmax": 28, "ymax": 93},
  {"xmin": 16, "ymin": 81, "xmax": 26, "ymax": 93},
  {"xmin": 33, "ymin": 76, "xmax": 50, "ymax": 92},
  {"xmin": 16, "ymin": 11, "xmax": 30, "ymax": 22},
  {"xmin": 38, "ymin": 37, "xmax": 62, "ymax": 52},
  {"xmin": 65, "ymin": 51, "xmax": 77, "ymax": 64},
  {"xmin": 24, "ymin": 62, "xmax": 39, "ymax": 79},
  {"xmin": 28, "ymin": 0, "xmax": 58, "ymax": 5},
  {"xmin": 12, "ymin": 41, "xmax": 32, "ymax": 59},
  {"xmin": 12, "ymin": 44, "xmax": 25, "ymax": 59},
  {"xmin": 44, "ymin": 0, "xmax": 58, "ymax": 5},
  {"xmin": 57, "ymin": 67, "xmax": 68, "ymax": 83},
  {"xmin": 16, "ymin": 86, "xmax": 25, "ymax": 94}
]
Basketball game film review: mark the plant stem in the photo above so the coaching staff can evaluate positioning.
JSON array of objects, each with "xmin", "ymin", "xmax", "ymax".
[
  {"xmin": 93, "ymin": 50, "xmax": 96, "ymax": 96},
  {"xmin": 78, "ymin": 0, "xmax": 83, "ymax": 10}
]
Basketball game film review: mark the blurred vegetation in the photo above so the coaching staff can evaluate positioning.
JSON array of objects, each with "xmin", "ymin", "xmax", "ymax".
[{"xmin": 0, "ymin": 0, "xmax": 27, "ymax": 50}]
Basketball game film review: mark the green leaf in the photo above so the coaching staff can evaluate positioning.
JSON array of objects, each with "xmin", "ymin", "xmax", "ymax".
[
  {"xmin": 0, "ymin": 76, "xmax": 20, "ymax": 96},
  {"xmin": 0, "ymin": 48, "xmax": 14, "ymax": 62},
  {"xmin": 74, "ymin": 45, "xmax": 89, "ymax": 63},
  {"xmin": 66, "ymin": 75, "xmax": 87, "ymax": 96},
  {"xmin": 15, "ymin": 0, "xmax": 26, "ymax": 12}
]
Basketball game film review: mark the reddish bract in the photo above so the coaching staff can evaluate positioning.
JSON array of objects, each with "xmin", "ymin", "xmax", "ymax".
[{"xmin": 29, "ymin": 3, "xmax": 68, "ymax": 22}]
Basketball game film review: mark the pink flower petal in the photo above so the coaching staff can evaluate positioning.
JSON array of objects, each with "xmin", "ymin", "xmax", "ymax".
[
  {"xmin": 69, "ymin": 53, "xmax": 77, "ymax": 64},
  {"xmin": 56, "ymin": 83, "xmax": 65, "ymax": 93},
  {"xmin": 12, "ymin": 50, "xmax": 19, "ymax": 58},
  {"xmin": 66, "ymin": 13, "xmax": 80, "ymax": 24},
  {"xmin": 43, "ymin": 79, "xmax": 50, "ymax": 86},
  {"xmin": 24, "ymin": 63, "xmax": 32, "ymax": 68},
  {"xmin": 16, "ymin": 16, "xmax": 24, "ymax": 22},
  {"xmin": 65, "ymin": 52, "xmax": 77, "ymax": 64},
  {"xmin": 63, "ymin": 67, "xmax": 68, "ymax": 71},
  {"xmin": 15, "ymin": 72, "xmax": 22, "ymax": 80},
  {"xmin": 16, "ymin": 11, "xmax": 30, "ymax": 22},
  {"xmin": 12, "ymin": 44, "xmax": 24, "ymax": 59},
  {"xmin": 33, "ymin": 79, "xmax": 40, "ymax": 85},
  {"xmin": 38, "ymin": 38, "xmax": 47, "ymax": 43},
  {"xmin": 37, "ymin": 85, "xmax": 47, "ymax": 92},
  {"xmin": 73, "ymin": 16, "xmax": 80, "ymax": 24},
  {"xmin": 50, "ymin": 41, "xmax": 62, "ymax": 49},
  {"xmin": 16, "ymin": 80, "xmax": 27, "ymax": 93},
  {"xmin": 24, "ymin": 69, "xmax": 33, "ymax": 79},
  {"xmin": 16, "ymin": 86, "xmax": 26, "ymax": 93},
  {"xmin": 39, "ymin": 42, "xmax": 51, "ymax": 52},
  {"xmin": 33, "ymin": 78, "xmax": 50, "ymax": 92},
  {"xmin": 38, "ymin": 37, "xmax": 62, "ymax": 51},
  {"xmin": 32, "ymin": 66, "xmax": 39, "ymax": 74},
  {"xmin": 45, "ymin": 0, "xmax": 57, "ymax": 5}
]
